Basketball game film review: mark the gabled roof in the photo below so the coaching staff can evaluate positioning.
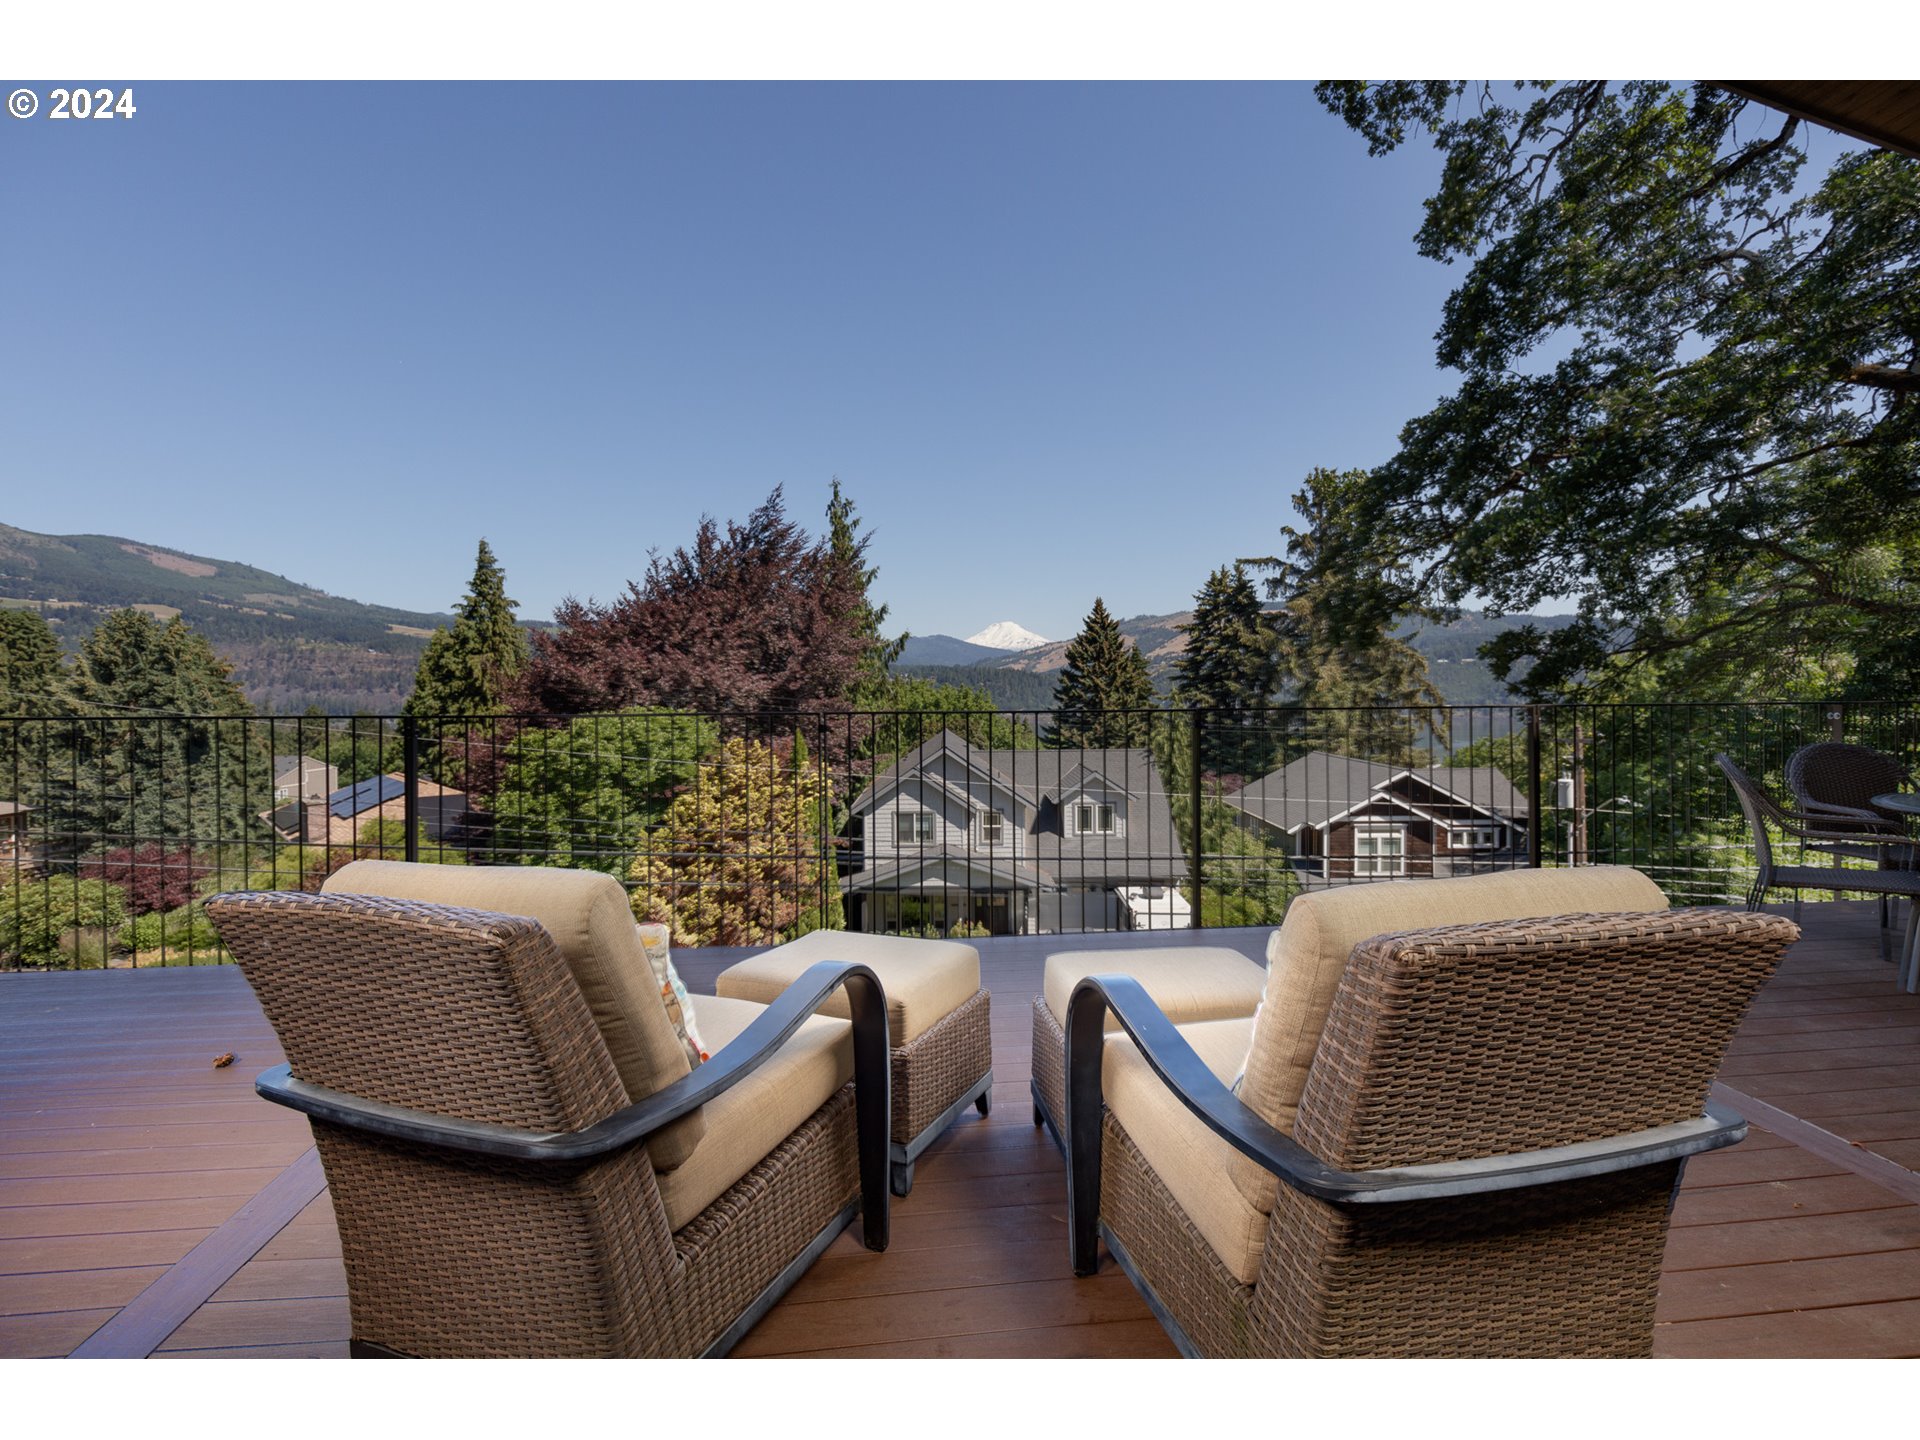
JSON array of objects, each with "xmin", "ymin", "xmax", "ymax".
[
  {"xmin": 1221, "ymin": 750, "xmax": 1530, "ymax": 833},
  {"xmin": 856, "ymin": 731, "xmax": 1032, "ymax": 810},
  {"xmin": 852, "ymin": 730, "xmax": 1185, "ymax": 881},
  {"xmin": 843, "ymin": 855, "xmax": 1055, "ymax": 893}
]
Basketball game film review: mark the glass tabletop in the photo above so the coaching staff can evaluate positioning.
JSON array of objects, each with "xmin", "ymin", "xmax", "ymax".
[{"xmin": 1872, "ymin": 792, "xmax": 1920, "ymax": 818}]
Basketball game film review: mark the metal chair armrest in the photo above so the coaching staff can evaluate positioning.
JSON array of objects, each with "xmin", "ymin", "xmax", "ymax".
[
  {"xmin": 255, "ymin": 958, "xmax": 893, "ymax": 1249},
  {"xmin": 1798, "ymin": 797, "xmax": 1901, "ymax": 829},
  {"xmin": 1062, "ymin": 973, "xmax": 1745, "ymax": 1275}
]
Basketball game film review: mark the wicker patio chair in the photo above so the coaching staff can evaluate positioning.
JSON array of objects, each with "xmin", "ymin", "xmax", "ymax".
[
  {"xmin": 1786, "ymin": 741, "xmax": 1918, "ymax": 933},
  {"xmin": 1061, "ymin": 896, "xmax": 1799, "ymax": 1357},
  {"xmin": 206, "ymin": 869, "xmax": 892, "ymax": 1358},
  {"xmin": 1721, "ymin": 754, "xmax": 1920, "ymax": 989},
  {"xmin": 1786, "ymin": 741, "xmax": 1917, "ymax": 832}
]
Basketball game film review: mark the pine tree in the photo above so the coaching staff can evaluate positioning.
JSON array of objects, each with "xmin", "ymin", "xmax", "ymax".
[
  {"xmin": 1051, "ymin": 598, "xmax": 1155, "ymax": 748},
  {"xmin": 826, "ymin": 478, "xmax": 907, "ymax": 701},
  {"xmin": 66, "ymin": 610, "xmax": 262, "ymax": 844},
  {"xmin": 0, "ymin": 609, "xmax": 72, "ymax": 716},
  {"xmin": 1254, "ymin": 470, "xmax": 1446, "ymax": 765},
  {"xmin": 404, "ymin": 539, "xmax": 528, "ymax": 721},
  {"xmin": 1176, "ymin": 564, "xmax": 1280, "ymax": 775}
]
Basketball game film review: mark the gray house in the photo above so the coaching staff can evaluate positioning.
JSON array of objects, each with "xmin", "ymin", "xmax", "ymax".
[
  {"xmin": 1222, "ymin": 749, "xmax": 1530, "ymax": 881},
  {"xmin": 272, "ymin": 754, "xmax": 339, "ymax": 805},
  {"xmin": 844, "ymin": 730, "xmax": 1187, "ymax": 935}
]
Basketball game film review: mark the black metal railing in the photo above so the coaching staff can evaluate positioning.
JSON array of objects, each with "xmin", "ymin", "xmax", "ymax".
[{"xmin": 2, "ymin": 699, "xmax": 1913, "ymax": 969}]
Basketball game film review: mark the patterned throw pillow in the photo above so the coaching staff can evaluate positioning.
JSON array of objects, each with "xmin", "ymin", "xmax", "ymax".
[{"xmin": 636, "ymin": 922, "xmax": 710, "ymax": 1066}]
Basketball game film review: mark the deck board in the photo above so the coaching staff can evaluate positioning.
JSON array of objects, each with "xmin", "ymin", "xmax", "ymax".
[{"xmin": 4, "ymin": 900, "xmax": 1919, "ymax": 1358}]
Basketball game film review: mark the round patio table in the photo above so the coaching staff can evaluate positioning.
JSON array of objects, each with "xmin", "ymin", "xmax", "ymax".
[{"xmin": 1873, "ymin": 792, "xmax": 1920, "ymax": 819}]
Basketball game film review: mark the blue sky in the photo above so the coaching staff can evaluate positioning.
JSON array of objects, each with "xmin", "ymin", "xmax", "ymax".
[{"xmin": 5, "ymin": 82, "xmax": 1489, "ymax": 640}]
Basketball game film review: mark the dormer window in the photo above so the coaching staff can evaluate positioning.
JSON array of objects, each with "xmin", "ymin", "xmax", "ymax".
[
  {"xmin": 1074, "ymin": 803, "xmax": 1116, "ymax": 835},
  {"xmin": 903, "ymin": 812, "xmax": 937, "ymax": 844},
  {"xmin": 977, "ymin": 809, "xmax": 1006, "ymax": 845}
]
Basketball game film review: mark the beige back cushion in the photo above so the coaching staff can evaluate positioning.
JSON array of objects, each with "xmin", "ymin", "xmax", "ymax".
[
  {"xmin": 322, "ymin": 860, "xmax": 703, "ymax": 1168},
  {"xmin": 1239, "ymin": 866, "xmax": 1670, "ymax": 1141}
]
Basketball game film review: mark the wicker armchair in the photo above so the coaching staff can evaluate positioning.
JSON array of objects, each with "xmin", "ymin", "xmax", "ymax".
[
  {"xmin": 206, "ymin": 868, "xmax": 892, "ymax": 1358},
  {"xmin": 1787, "ymin": 741, "xmax": 1916, "ymax": 833},
  {"xmin": 1062, "ymin": 894, "xmax": 1798, "ymax": 1357},
  {"xmin": 1720, "ymin": 754, "xmax": 1920, "ymax": 989}
]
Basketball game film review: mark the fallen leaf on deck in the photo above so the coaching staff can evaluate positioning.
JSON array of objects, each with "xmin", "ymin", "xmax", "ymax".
[{"xmin": 212, "ymin": 1052, "xmax": 235, "ymax": 1069}]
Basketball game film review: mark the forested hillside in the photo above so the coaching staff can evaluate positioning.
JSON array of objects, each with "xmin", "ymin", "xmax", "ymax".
[{"xmin": 0, "ymin": 523, "xmax": 463, "ymax": 712}]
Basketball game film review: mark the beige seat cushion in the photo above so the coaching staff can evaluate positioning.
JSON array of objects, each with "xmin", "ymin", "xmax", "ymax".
[
  {"xmin": 322, "ymin": 860, "xmax": 704, "ymax": 1168},
  {"xmin": 1043, "ymin": 947, "xmax": 1266, "ymax": 1032},
  {"xmin": 1105, "ymin": 1017, "xmax": 1266, "ymax": 1285},
  {"xmin": 1232, "ymin": 865, "xmax": 1670, "ymax": 1207},
  {"xmin": 658, "ymin": 994, "xmax": 853, "ymax": 1231},
  {"xmin": 716, "ymin": 929, "xmax": 980, "ymax": 1045}
]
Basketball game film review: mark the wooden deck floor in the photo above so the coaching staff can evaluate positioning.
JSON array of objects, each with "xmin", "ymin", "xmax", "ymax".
[{"xmin": 3, "ymin": 901, "xmax": 1917, "ymax": 1359}]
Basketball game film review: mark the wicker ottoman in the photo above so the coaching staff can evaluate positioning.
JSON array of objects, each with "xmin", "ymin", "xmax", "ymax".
[
  {"xmin": 717, "ymin": 930, "xmax": 991, "ymax": 1197},
  {"xmin": 1031, "ymin": 946, "xmax": 1266, "ymax": 1148}
]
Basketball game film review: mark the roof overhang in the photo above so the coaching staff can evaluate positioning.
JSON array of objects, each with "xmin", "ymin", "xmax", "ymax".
[{"xmin": 1714, "ymin": 82, "xmax": 1920, "ymax": 160}]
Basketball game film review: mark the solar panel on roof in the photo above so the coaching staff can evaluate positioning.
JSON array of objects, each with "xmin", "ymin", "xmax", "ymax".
[{"xmin": 328, "ymin": 775, "xmax": 405, "ymax": 819}]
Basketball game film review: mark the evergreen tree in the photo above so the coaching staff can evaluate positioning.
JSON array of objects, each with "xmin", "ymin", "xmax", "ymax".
[
  {"xmin": 0, "ymin": 609, "xmax": 72, "ymax": 716},
  {"xmin": 826, "ymin": 479, "xmax": 907, "ymax": 700},
  {"xmin": 404, "ymin": 540, "xmax": 528, "ymax": 793},
  {"xmin": 1253, "ymin": 469, "xmax": 1445, "ymax": 765},
  {"xmin": 66, "ymin": 610, "xmax": 263, "ymax": 845},
  {"xmin": 1051, "ymin": 598, "xmax": 1155, "ymax": 748},
  {"xmin": 1176, "ymin": 564, "xmax": 1281, "ymax": 775},
  {"xmin": 404, "ymin": 539, "xmax": 528, "ymax": 721},
  {"xmin": 0, "ymin": 609, "xmax": 76, "ymax": 790}
]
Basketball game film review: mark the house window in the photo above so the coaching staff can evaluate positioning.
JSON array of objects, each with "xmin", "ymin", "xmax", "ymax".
[
  {"xmin": 1353, "ymin": 830, "xmax": 1406, "ymax": 876},
  {"xmin": 1454, "ymin": 825, "xmax": 1499, "ymax": 850},
  {"xmin": 1073, "ymin": 803, "xmax": 1117, "ymax": 835},
  {"xmin": 977, "ymin": 809, "xmax": 1006, "ymax": 845},
  {"xmin": 902, "ymin": 811, "xmax": 937, "ymax": 844}
]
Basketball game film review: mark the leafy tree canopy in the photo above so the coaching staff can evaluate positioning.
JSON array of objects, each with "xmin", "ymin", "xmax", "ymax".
[
  {"xmin": 1312, "ymin": 81, "xmax": 1920, "ymax": 700},
  {"xmin": 490, "ymin": 708, "xmax": 719, "ymax": 873},
  {"xmin": 1051, "ymin": 598, "xmax": 1156, "ymax": 748},
  {"xmin": 857, "ymin": 673, "xmax": 1039, "ymax": 760},
  {"xmin": 630, "ymin": 736, "xmax": 830, "ymax": 946},
  {"xmin": 517, "ymin": 488, "xmax": 869, "ymax": 715}
]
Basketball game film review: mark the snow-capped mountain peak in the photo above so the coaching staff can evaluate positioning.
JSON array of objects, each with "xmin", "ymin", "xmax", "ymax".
[{"xmin": 964, "ymin": 620, "xmax": 1049, "ymax": 651}]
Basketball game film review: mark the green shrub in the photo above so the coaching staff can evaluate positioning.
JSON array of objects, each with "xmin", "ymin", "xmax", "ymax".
[
  {"xmin": 1, "ymin": 878, "xmax": 129, "ymax": 966},
  {"xmin": 120, "ymin": 904, "xmax": 223, "ymax": 955},
  {"xmin": 58, "ymin": 928, "xmax": 118, "ymax": 970}
]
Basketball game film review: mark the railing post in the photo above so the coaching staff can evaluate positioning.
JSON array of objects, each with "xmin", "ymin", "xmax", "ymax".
[
  {"xmin": 1188, "ymin": 710, "xmax": 1204, "ymax": 929},
  {"xmin": 1526, "ymin": 705, "xmax": 1543, "ymax": 869},
  {"xmin": 1829, "ymin": 703, "xmax": 1845, "ymax": 742},
  {"xmin": 402, "ymin": 715, "xmax": 420, "ymax": 863}
]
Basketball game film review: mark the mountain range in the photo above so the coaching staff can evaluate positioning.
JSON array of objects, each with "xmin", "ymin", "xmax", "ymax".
[
  {"xmin": 897, "ymin": 608, "xmax": 1577, "ymax": 709},
  {"xmin": 2, "ymin": 520, "xmax": 1573, "ymax": 716},
  {"xmin": 0, "ymin": 523, "xmax": 460, "ymax": 713}
]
